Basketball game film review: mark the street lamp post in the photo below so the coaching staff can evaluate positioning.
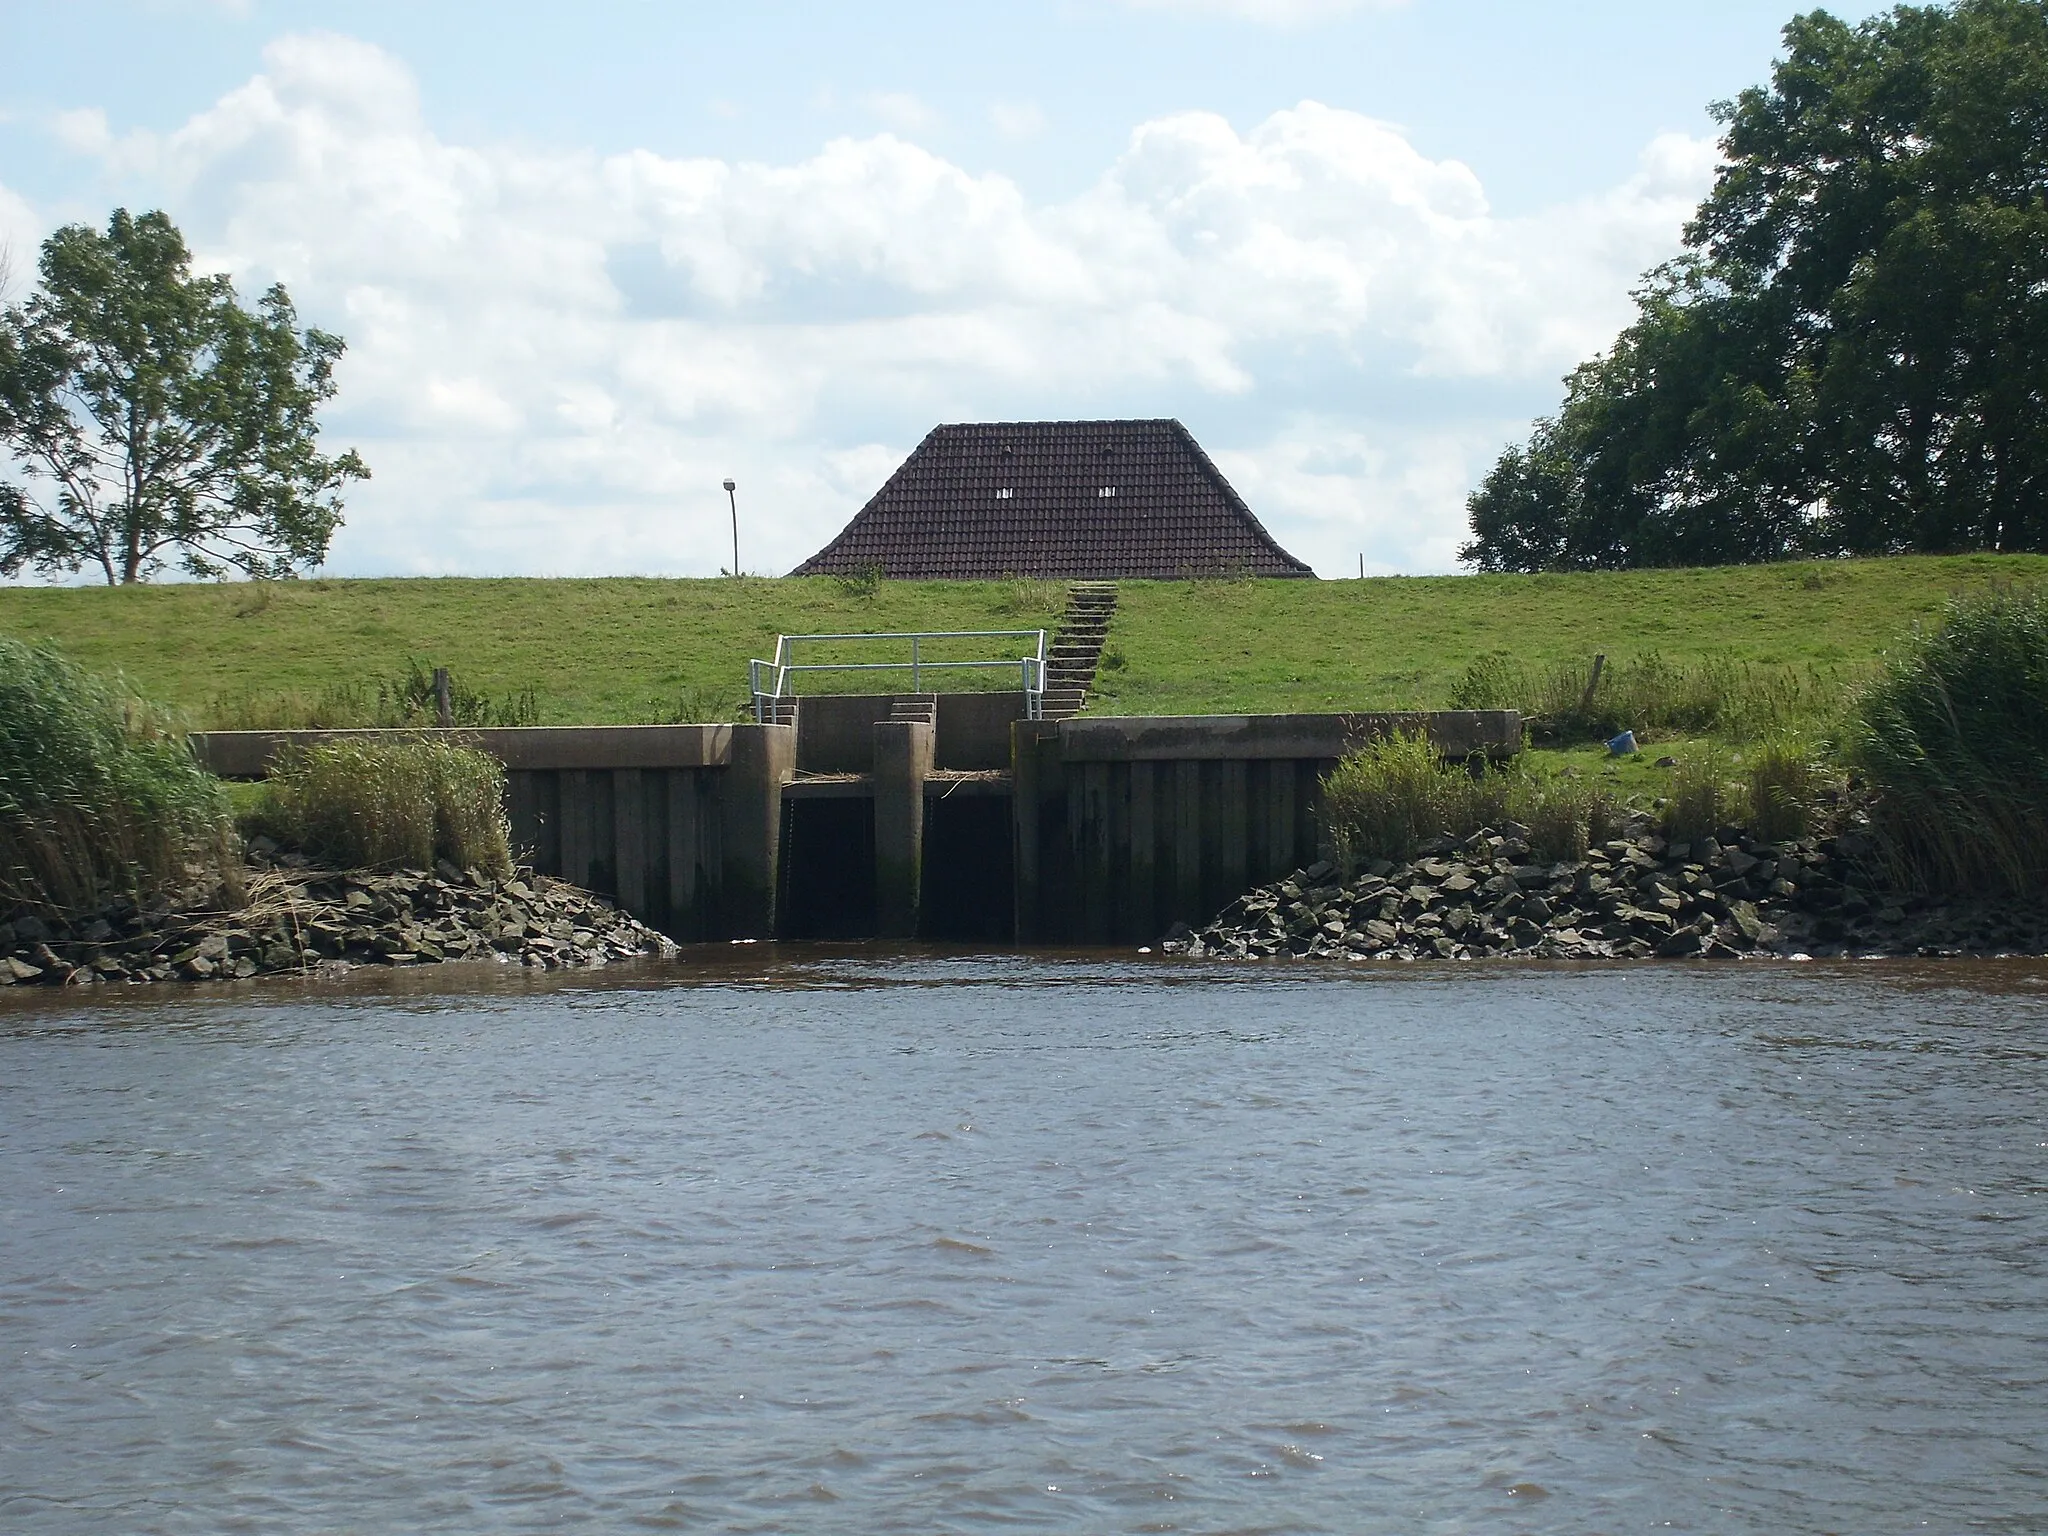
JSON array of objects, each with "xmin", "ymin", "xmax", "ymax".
[{"xmin": 722, "ymin": 478, "xmax": 739, "ymax": 577}]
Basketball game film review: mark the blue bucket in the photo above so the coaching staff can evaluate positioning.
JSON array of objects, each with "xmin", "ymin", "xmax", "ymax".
[{"xmin": 1607, "ymin": 729, "xmax": 1638, "ymax": 756}]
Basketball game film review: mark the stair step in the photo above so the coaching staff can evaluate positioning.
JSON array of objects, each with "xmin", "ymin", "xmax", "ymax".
[
  {"xmin": 1035, "ymin": 580, "xmax": 1121, "ymax": 718},
  {"xmin": 887, "ymin": 694, "xmax": 937, "ymax": 725}
]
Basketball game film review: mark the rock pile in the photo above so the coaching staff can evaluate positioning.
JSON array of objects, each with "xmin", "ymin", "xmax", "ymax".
[
  {"xmin": 1, "ymin": 860, "xmax": 676, "ymax": 988},
  {"xmin": 1166, "ymin": 817, "xmax": 2047, "ymax": 962}
]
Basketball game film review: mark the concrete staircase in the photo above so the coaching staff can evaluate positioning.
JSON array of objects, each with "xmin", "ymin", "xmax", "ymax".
[
  {"xmin": 1041, "ymin": 582, "xmax": 1118, "ymax": 720},
  {"xmin": 887, "ymin": 694, "xmax": 938, "ymax": 726}
]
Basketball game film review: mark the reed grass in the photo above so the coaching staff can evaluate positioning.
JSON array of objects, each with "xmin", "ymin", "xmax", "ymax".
[
  {"xmin": 0, "ymin": 639, "xmax": 231, "ymax": 915},
  {"xmin": 1321, "ymin": 730, "xmax": 1621, "ymax": 867},
  {"xmin": 1850, "ymin": 588, "xmax": 2048, "ymax": 894},
  {"xmin": 1742, "ymin": 738, "xmax": 1827, "ymax": 843},
  {"xmin": 253, "ymin": 737, "xmax": 513, "ymax": 877},
  {"xmin": 1661, "ymin": 750, "xmax": 1738, "ymax": 846}
]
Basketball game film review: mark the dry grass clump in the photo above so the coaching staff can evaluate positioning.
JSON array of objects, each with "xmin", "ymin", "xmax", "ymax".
[
  {"xmin": 254, "ymin": 737, "xmax": 512, "ymax": 877},
  {"xmin": 1322, "ymin": 730, "xmax": 1620, "ymax": 867},
  {"xmin": 997, "ymin": 577, "xmax": 1064, "ymax": 621},
  {"xmin": 0, "ymin": 639, "xmax": 231, "ymax": 915},
  {"xmin": 1850, "ymin": 588, "xmax": 2048, "ymax": 894}
]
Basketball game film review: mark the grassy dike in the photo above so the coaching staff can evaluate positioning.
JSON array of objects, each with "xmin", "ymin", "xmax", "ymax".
[{"xmin": 0, "ymin": 554, "xmax": 2040, "ymax": 726}]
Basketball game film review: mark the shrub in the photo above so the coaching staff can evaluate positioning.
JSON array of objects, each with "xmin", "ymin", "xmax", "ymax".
[
  {"xmin": 1323, "ymin": 731, "xmax": 1626, "ymax": 868},
  {"xmin": 832, "ymin": 565, "xmax": 883, "ymax": 600},
  {"xmin": 1510, "ymin": 777, "xmax": 1622, "ymax": 863},
  {"xmin": 1850, "ymin": 588, "xmax": 2048, "ymax": 894},
  {"xmin": 254, "ymin": 737, "xmax": 513, "ymax": 877},
  {"xmin": 1662, "ymin": 750, "xmax": 1737, "ymax": 846},
  {"xmin": 1322, "ymin": 730, "xmax": 1495, "ymax": 866},
  {"xmin": 0, "ymin": 639, "xmax": 230, "ymax": 915},
  {"xmin": 1742, "ymin": 737, "xmax": 1825, "ymax": 843}
]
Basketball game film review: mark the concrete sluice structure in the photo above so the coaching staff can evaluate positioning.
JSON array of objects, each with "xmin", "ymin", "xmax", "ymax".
[{"xmin": 193, "ymin": 705, "xmax": 1519, "ymax": 946}]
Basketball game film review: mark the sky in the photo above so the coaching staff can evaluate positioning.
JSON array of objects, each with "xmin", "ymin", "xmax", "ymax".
[{"xmin": 0, "ymin": 0, "xmax": 1887, "ymax": 581}]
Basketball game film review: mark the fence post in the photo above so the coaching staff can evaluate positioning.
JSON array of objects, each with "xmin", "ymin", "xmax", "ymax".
[
  {"xmin": 1579, "ymin": 654, "xmax": 1607, "ymax": 713},
  {"xmin": 434, "ymin": 667, "xmax": 453, "ymax": 729}
]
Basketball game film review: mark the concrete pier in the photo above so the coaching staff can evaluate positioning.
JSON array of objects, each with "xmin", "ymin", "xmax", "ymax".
[{"xmin": 872, "ymin": 719, "xmax": 935, "ymax": 938}]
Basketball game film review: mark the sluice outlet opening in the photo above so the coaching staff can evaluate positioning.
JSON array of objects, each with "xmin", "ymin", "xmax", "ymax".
[
  {"xmin": 920, "ymin": 795, "xmax": 1015, "ymax": 942},
  {"xmin": 779, "ymin": 799, "xmax": 877, "ymax": 940}
]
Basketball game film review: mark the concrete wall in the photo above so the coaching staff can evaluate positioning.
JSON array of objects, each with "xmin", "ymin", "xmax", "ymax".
[
  {"xmin": 507, "ymin": 766, "xmax": 723, "ymax": 938},
  {"xmin": 794, "ymin": 693, "xmax": 1027, "ymax": 773},
  {"xmin": 192, "ymin": 725, "xmax": 730, "ymax": 779},
  {"xmin": 1014, "ymin": 710, "xmax": 1520, "ymax": 944}
]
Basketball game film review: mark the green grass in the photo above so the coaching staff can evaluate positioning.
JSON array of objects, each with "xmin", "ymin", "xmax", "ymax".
[{"xmin": 0, "ymin": 555, "xmax": 2040, "ymax": 727}]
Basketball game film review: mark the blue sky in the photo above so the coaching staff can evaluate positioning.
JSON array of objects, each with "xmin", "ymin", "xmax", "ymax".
[{"xmin": 1, "ymin": 0, "xmax": 1885, "ymax": 579}]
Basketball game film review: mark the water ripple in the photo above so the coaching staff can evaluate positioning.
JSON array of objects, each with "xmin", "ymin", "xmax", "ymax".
[{"xmin": 2, "ymin": 957, "xmax": 2045, "ymax": 1532}]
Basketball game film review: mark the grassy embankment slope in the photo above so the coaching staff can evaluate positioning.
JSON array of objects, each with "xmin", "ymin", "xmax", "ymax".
[{"xmin": 0, "ymin": 554, "xmax": 2040, "ymax": 728}]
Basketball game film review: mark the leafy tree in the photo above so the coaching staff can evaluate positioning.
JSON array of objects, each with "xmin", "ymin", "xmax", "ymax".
[
  {"xmin": 1464, "ymin": 0, "xmax": 2048, "ymax": 570},
  {"xmin": 0, "ymin": 208, "xmax": 367, "ymax": 583}
]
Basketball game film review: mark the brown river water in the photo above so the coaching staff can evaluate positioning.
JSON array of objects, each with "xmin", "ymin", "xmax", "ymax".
[{"xmin": 2, "ymin": 952, "xmax": 2045, "ymax": 1533}]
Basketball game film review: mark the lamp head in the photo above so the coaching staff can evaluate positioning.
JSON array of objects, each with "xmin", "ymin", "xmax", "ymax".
[{"xmin": 722, "ymin": 478, "xmax": 736, "ymax": 493}]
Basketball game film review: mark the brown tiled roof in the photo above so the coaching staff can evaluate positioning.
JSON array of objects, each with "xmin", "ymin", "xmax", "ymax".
[{"xmin": 789, "ymin": 419, "xmax": 1314, "ymax": 579}]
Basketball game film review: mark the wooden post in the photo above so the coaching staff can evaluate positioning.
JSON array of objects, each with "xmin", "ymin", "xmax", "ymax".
[
  {"xmin": 434, "ymin": 667, "xmax": 453, "ymax": 729},
  {"xmin": 1579, "ymin": 654, "xmax": 1607, "ymax": 712}
]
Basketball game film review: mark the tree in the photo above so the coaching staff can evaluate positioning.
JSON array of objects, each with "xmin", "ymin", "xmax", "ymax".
[
  {"xmin": 1464, "ymin": 0, "xmax": 2048, "ymax": 570},
  {"xmin": 0, "ymin": 209, "xmax": 367, "ymax": 583}
]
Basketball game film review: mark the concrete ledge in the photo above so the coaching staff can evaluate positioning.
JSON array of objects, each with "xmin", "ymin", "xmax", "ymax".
[
  {"xmin": 191, "ymin": 725, "xmax": 735, "ymax": 778},
  {"xmin": 1055, "ymin": 711, "xmax": 1520, "ymax": 763},
  {"xmin": 783, "ymin": 774, "xmax": 875, "ymax": 799}
]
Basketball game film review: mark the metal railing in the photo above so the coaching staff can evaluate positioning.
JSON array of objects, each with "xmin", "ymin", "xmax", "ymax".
[{"xmin": 750, "ymin": 630, "xmax": 1048, "ymax": 723}]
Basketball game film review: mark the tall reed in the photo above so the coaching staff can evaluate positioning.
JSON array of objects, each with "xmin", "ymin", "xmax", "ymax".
[
  {"xmin": 254, "ymin": 737, "xmax": 513, "ymax": 877},
  {"xmin": 1850, "ymin": 588, "xmax": 2048, "ymax": 894},
  {"xmin": 0, "ymin": 639, "xmax": 230, "ymax": 915}
]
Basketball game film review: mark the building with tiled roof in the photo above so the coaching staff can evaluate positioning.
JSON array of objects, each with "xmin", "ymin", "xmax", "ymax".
[{"xmin": 790, "ymin": 419, "xmax": 1314, "ymax": 579}]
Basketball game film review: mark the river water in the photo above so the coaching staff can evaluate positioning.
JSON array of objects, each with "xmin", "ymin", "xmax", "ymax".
[{"xmin": 2, "ymin": 953, "xmax": 2045, "ymax": 1534}]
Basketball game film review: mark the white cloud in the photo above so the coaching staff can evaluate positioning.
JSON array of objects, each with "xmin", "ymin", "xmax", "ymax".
[
  {"xmin": 988, "ymin": 100, "xmax": 1047, "ymax": 141},
  {"xmin": 51, "ymin": 107, "xmax": 115, "ymax": 157},
  {"xmin": 4, "ymin": 33, "xmax": 1715, "ymax": 580}
]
